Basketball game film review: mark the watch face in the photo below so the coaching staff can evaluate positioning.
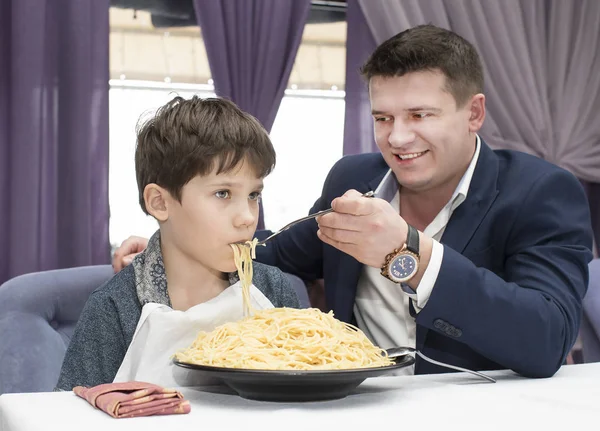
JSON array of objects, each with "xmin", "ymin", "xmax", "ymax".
[{"xmin": 389, "ymin": 253, "xmax": 418, "ymax": 282}]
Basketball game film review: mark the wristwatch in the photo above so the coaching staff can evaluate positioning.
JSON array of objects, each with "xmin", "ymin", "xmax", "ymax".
[{"xmin": 380, "ymin": 224, "xmax": 420, "ymax": 284}]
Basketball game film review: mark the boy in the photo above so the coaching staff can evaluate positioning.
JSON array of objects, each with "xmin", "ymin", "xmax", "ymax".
[{"xmin": 56, "ymin": 96, "xmax": 299, "ymax": 390}]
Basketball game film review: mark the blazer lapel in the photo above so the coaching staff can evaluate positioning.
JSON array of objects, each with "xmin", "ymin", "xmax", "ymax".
[
  {"xmin": 368, "ymin": 169, "xmax": 389, "ymax": 195},
  {"xmin": 440, "ymin": 141, "xmax": 500, "ymax": 254},
  {"xmin": 416, "ymin": 141, "xmax": 499, "ymax": 355}
]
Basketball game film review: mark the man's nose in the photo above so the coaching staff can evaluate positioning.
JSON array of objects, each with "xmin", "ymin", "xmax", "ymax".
[{"xmin": 388, "ymin": 119, "xmax": 416, "ymax": 148}]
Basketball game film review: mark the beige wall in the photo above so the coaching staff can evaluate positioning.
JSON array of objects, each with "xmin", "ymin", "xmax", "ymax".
[{"xmin": 109, "ymin": 8, "xmax": 347, "ymax": 90}]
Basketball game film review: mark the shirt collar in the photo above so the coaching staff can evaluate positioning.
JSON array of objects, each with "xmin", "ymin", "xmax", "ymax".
[{"xmin": 373, "ymin": 135, "xmax": 482, "ymax": 207}]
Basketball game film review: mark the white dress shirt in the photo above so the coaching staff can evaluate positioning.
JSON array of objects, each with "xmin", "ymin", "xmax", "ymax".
[{"xmin": 353, "ymin": 136, "xmax": 481, "ymax": 374}]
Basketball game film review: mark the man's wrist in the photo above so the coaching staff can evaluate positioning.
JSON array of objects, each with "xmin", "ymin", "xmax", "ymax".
[
  {"xmin": 404, "ymin": 233, "xmax": 433, "ymax": 290},
  {"xmin": 380, "ymin": 224, "xmax": 421, "ymax": 284}
]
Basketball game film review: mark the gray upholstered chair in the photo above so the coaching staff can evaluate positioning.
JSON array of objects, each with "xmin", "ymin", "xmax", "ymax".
[
  {"xmin": 581, "ymin": 259, "xmax": 600, "ymax": 363},
  {"xmin": 0, "ymin": 265, "xmax": 310, "ymax": 394},
  {"xmin": 0, "ymin": 265, "xmax": 114, "ymax": 394}
]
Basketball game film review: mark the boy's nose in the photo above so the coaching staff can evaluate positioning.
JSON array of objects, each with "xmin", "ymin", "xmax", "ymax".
[{"xmin": 234, "ymin": 204, "xmax": 256, "ymax": 228}]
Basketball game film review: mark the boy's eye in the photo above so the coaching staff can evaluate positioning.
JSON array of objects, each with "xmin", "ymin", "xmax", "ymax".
[
  {"xmin": 249, "ymin": 192, "xmax": 262, "ymax": 201},
  {"xmin": 215, "ymin": 190, "xmax": 230, "ymax": 199}
]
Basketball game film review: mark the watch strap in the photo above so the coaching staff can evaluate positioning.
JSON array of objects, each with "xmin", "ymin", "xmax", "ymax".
[
  {"xmin": 401, "ymin": 282, "xmax": 417, "ymax": 295},
  {"xmin": 406, "ymin": 224, "xmax": 419, "ymax": 256}
]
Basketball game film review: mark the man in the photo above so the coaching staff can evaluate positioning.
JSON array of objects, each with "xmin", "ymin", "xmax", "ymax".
[{"xmin": 114, "ymin": 25, "xmax": 593, "ymax": 377}]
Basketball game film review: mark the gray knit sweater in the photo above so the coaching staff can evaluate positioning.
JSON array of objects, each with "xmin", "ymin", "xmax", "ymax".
[{"xmin": 55, "ymin": 262, "xmax": 299, "ymax": 391}]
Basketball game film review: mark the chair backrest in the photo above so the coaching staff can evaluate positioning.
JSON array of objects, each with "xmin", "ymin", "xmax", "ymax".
[
  {"xmin": 0, "ymin": 265, "xmax": 114, "ymax": 394},
  {"xmin": 582, "ymin": 259, "xmax": 600, "ymax": 362}
]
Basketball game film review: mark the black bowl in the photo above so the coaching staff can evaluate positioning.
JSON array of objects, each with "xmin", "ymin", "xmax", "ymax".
[{"xmin": 173, "ymin": 355, "xmax": 414, "ymax": 402}]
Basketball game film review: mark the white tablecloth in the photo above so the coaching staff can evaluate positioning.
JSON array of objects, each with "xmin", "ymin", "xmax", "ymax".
[{"xmin": 1, "ymin": 363, "xmax": 598, "ymax": 431}]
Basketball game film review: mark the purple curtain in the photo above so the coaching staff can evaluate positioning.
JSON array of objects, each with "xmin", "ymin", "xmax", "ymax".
[
  {"xmin": 192, "ymin": 0, "xmax": 311, "ymax": 229},
  {"xmin": 192, "ymin": 0, "xmax": 310, "ymax": 132},
  {"xmin": 0, "ymin": 0, "xmax": 110, "ymax": 284},
  {"xmin": 343, "ymin": 0, "xmax": 378, "ymax": 155}
]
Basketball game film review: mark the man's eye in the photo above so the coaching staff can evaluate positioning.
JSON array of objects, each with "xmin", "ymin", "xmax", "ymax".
[
  {"xmin": 412, "ymin": 113, "xmax": 430, "ymax": 119},
  {"xmin": 249, "ymin": 192, "xmax": 262, "ymax": 201},
  {"xmin": 215, "ymin": 190, "xmax": 230, "ymax": 199},
  {"xmin": 375, "ymin": 116, "xmax": 392, "ymax": 122}
]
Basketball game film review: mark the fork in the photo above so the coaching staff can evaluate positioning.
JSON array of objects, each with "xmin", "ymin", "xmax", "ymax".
[
  {"xmin": 387, "ymin": 346, "xmax": 497, "ymax": 383},
  {"xmin": 253, "ymin": 190, "xmax": 376, "ymax": 246}
]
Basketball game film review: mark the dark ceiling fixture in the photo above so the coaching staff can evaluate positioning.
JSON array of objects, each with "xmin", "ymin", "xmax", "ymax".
[{"xmin": 110, "ymin": 0, "xmax": 347, "ymax": 28}]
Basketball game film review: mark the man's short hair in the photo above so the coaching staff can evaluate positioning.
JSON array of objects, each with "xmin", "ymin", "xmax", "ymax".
[
  {"xmin": 361, "ymin": 24, "xmax": 484, "ymax": 107},
  {"xmin": 135, "ymin": 96, "xmax": 275, "ymax": 214}
]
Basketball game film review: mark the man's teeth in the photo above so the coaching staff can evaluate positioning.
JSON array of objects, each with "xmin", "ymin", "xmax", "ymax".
[{"xmin": 397, "ymin": 151, "xmax": 426, "ymax": 160}]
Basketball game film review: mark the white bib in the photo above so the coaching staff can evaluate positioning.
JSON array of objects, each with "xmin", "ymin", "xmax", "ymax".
[{"xmin": 113, "ymin": 281, "xmax": 274, "ymax": 388}]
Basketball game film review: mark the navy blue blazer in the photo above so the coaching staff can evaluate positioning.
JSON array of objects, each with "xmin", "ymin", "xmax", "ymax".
[{"xmin": 257, "ymin": 141, "xmax": 593, "ymax": 377}]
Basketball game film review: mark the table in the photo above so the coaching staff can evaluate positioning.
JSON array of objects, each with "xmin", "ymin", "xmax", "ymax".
[{"xmin": 1, "ymin": 363, "xmax": 598, "ymax": 431}]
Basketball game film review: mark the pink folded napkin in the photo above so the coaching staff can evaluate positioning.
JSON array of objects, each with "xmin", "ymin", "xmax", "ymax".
[{"xmin": 73, "ymin": 381, "xmax": 191, "ymax": 418}]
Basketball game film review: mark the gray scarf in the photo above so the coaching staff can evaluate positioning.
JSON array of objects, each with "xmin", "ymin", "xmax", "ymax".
[{"xmin": 131, "ymin": 230, "xmax": 239, "ymax": 307}]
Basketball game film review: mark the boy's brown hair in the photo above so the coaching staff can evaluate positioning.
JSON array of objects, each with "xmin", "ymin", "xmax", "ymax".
[
  {"xmin": 135, "ymin": 96, "xmax": 275, "ymax": 214},
  {"xmin": 361, "ymin": 24, "xmax": 484, "ymax": 107}
]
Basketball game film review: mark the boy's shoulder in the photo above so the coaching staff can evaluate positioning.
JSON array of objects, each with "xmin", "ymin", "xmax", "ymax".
[
  {"xmin": 252, "ymin": 260, "xmax": 283, "ymax": 276},
  {"xmin": 55, "ymin": 266, "xmax": 140, "ymax": 391},
  {"xmin": 82, "ymin": 264, "xmax": 142, "ymax": 348},
  {"xmin": 85, "ymin": 265, "xmax": 142, "ymax": 333},
  {"xmin": 90, "ymin": 264, "xmax": 139, "ymax": 305},
  {"xmin": 252, "ymin": 262, "xmax": 300, "ymax": 309}
]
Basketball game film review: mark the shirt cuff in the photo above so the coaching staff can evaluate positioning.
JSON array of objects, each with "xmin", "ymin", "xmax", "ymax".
[{"xmin": 404, "ymin": 239, "xmax": 444, "ymax": 312}]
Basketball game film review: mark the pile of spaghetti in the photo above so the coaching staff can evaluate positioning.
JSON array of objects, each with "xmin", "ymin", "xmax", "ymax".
[{"xmin": 174, "ymin": 240, "xmax": 393, "ymax": 370}]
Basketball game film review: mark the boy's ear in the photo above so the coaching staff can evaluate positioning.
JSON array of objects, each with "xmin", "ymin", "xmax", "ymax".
[{"xmin": 144, "ymin": 184, "xmax": 170, "ymax": 222}]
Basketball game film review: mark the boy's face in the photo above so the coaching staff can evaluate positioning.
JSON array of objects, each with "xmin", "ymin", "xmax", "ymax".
[{"xmin": 160, "ymin": 161, "xmax": 263, "ymax": 274}]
